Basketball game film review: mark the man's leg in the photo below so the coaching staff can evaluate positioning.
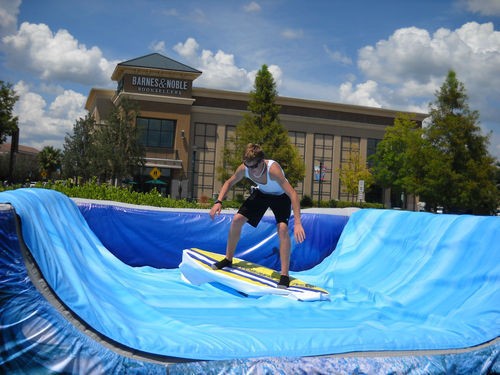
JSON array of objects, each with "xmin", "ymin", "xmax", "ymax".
[
  {"xmin": 212, "ymin": 213, "xmax": 247, "ymax": 269},
  {"xmin": 225, "ymin": 213, "xmax": 247, "ymax": 261},
  {"xmin": 277, "ymin": 222, "xmax": 291, "ymax": 287}
]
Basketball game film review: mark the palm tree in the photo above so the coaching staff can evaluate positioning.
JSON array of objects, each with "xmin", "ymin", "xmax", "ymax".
[{"xmin": 38, "ymin": 146, "xmax": 62, "ymax": 180}]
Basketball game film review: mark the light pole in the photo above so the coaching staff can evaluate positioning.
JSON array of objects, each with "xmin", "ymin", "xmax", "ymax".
[
  {"xmin": 190, "ymin": 145, "xmax": 197, "ymax": 200},
  {"xmin": 314, "ymin": 160, "xmax": 325, "ymax": 207},
  {"xmin": 318, "ymin": 161, "xmax": 323, "ymax": 206}
]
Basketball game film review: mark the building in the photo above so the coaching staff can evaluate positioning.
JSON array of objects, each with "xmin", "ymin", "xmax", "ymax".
[
  {"xmin": 85, "ymin": 53, "xmax": 427, "ymax": 208},
  {"xmin": 0, "ymin": 143, "xmax": 39, "ymax": 158},
  {"xmin": 0, "ymin": 143, "xmax": 39, "ymax": 183}
]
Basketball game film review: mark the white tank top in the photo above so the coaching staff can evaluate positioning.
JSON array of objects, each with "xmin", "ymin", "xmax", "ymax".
[{"xmin": 245, "ymin": 160, "xmax": 285, "ymax": 195}]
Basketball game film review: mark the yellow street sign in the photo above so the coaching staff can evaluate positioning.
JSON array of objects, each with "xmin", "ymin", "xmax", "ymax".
[{"xmin": 150, "ymin": 167, "xmax": 161, "ymax": 180}]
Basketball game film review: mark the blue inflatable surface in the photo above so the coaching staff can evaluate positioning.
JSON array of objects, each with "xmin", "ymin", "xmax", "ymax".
[
  {"xmin": 0, "ymin": 188, "xmax": 499, "ymax": 373},
  {"xmin": 77, "ymin": 200, "xmax": 347, "ymax": 271}
]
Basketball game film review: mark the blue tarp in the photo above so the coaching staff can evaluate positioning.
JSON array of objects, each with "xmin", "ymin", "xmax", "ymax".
[
  {"xmin": 0, "ymin": 188, "xmax": 499, "ymax": 373},
  {"xmin": 77, "ymin": 200, "xmax": 347, "ymax": 271}
]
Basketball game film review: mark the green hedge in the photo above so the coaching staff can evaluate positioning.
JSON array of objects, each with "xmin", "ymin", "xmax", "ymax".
[
  {"xmin": 1, "ymin": 182, "xmax": 383, "ymax": 210},
  {"xmin": 300, "ymin": 195, "xmax": 384, "ymax": 209},
  {"xmin": 0, "ymin": 180, "xmax": 241, "ymax": 209}
]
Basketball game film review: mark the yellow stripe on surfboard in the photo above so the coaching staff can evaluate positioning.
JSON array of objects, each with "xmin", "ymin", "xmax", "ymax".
[{"xmin": 190, "ymin": 248, "xmax": 328, "ymax": 294}]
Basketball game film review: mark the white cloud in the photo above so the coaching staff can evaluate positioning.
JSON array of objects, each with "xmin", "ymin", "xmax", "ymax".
[
  {"xmin": 462, "ymin": 0, "xmax": 500, "ymax": 16},
  {"xmin": 244, "ymin": 2, "xmax": 261, "ymax": 13},
  {"xmin": 247, "ymin": 64, "xmax": 283, "ymax": 89},
  {"xmin": 197, "ymin": 49, "xmax": 252, "ymax": 91},
  {"xmin": 150, "ymin": 40, "xmax": 166, "ymax": 54},
  {"xmin": 396, "ymin": 78, "xmax": 441, "ymax": 100},
  {"xmin": 173, "ymin": 37, "xmax": 199, "ymax": 60},
  {"xmin": 355, "ymin": 21, "xmax": 500, "ymax": 159},
  {"xmin": 324, "ymin": 45, "xmax": 352, "ymax": 65},
  {"xmin": 281, "ymin": 28, "xmax": 303, "ymax": 40},
  {"xmin": 490, "ymin": 133, "xmax": 500, "ymax": 159},
  {"xmin": 339, "ymin": 80, "xmax": 382, "ymax": 108},
  {"xmin": 1, "ymin": 18, "xmax": 118, "ymax": 149},
  {"xmin": 39, "ymin": 83, "xmax": 67, "ymax": 96},
  {"xmin": 0, "ymin": 0, "xmax": 20, "ymax": 39},
  {"xmin": 2, "ymin": 22, "xmax": 117, "ymax": 86},
  {"xmin": 173, "ymin": 37, "xmax": 284, "ymax": 93},
  {"xmin": 358, "ymin": 22, "xmax": 500, "ymax": 93},
  {"xmin": 174, "ymin": 37, "xmax": 255, "ymax": 91},
  {"xmin": 49, "ymin": 90, "xmax": 86, "ymax": 120},
  {"xmin": 358, "ymin": 26, "xmax": 439, "ymax": 84},
  {"xmin": 267, "ymin": 65, "xmax": 283, "ymax": 87},
  {"xmin": 13, "ymin": 81, "xmax": 86, "ymax": 150}
]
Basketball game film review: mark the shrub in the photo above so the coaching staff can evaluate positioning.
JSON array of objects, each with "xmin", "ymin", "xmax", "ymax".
[
  {"xmin": 0, "ymin": 180, "xmax": 384, "ymax": 210},
  {"xmin": 300, "ymin": 195, "xmax": 313, "ymax": 208}
]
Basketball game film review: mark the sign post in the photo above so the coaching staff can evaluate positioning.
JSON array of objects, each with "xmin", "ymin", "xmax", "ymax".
[
  {"xmin": 150, "ymin": 167, "xmax": 161, "ymax": 180},
  {"xmin": 358, "ymin": 179, "xmax": 365, "ymax": 202},
  {"xmin": 314, "ymin": 162, "xmax": 328, "ymax": 206}
]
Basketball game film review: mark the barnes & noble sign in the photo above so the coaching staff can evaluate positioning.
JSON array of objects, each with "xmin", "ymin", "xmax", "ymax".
[{"xmin": 121, "ymin": 74, "xmax": 192, "ymax": 97}]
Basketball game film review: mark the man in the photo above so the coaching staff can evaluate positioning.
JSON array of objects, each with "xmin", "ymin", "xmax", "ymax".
[{"xmin": 209, "ymin": 143, "xmax": 305, "ymax": 288}]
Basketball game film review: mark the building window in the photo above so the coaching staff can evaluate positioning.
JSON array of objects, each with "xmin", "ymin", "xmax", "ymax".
[
  {"xmin": 339, "ymin": 136, "xmax": 361, "ymax": 201},
  {"xmin": 366, "ymin": 138, "xmax": 383, "ymax": 203},
  {"xmin": 221, "ymin": 125, "xmax": 246, "ymax": 200},
  {"xmin": 289, "ymin": 131, "xmax": 306, "ymax": 195},
  {"xmin": 223, "ymin": 125, "xmax": 237, "ymax": 163},
  {"xmin": 136, "ymin": 117, "xmax": 176, "ymax": 148},
  {"xmin": 312, "ymin": 134, "xmax": 334, "ymax": 203},
  {"xmin": 193, "ymin": 123, "xmax": 217, "ymax": 199},
  {"xmin": 367, "ymin": 138, "xmax": 381, "ymax": 168}
]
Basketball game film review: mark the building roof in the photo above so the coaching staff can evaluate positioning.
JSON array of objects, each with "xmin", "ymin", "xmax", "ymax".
[
  {"xmin": 119, "ymin": 53, "xmax": 201, "ymax": 73},
  {"xmin": 111, "ymin": 53, "xmax": 201, "ymax": 81},
  {"xmin": 0, "ymin": 143, "xmax": 39, "ymax": 155},
  {"xmin": 191, "ymin": 87, "xmax": 429, "ymax": 124}
]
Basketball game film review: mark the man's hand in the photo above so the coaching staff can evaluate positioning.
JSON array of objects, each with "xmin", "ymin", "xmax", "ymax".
[
  {"xmin": 294, "ymin": 223, "xmax": 306, "ymax": 243},
  {"xmin": 209, "ymin": 202, "xmax": 222, "ymax": 220}
]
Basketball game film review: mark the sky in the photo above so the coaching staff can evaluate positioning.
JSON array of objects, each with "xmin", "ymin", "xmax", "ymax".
[{"xmin": 1, "ymin": 0, "xmax": 499, "ymax": 159}]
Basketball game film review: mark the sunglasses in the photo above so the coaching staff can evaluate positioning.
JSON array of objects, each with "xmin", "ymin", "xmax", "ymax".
[{"xmin": 244, "ymin": 159, "xmax": 262, "ymax": 169}]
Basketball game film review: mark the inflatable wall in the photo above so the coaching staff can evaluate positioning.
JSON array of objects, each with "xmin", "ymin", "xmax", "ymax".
[{"xmin": 0, "ymin": 188, "xmax": 498, "ymax": 373}]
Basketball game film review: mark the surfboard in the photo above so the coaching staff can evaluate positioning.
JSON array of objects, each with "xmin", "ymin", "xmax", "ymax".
[{"xmin": 179, "ymin": 248, "xmax": 329, "ymax": 301}]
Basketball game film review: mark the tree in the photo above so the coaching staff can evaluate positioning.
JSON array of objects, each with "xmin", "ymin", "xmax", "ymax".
[
  {"xmin": 62, "ymin": 113, "xmax": 97, "ymax": 183},
  {"xmin": 0, "ymin": 81, "xmax": 19, "ymax": 144},
  {"xmin": 94, "ymin": 99, "xmax": 144, "ymax": 185},
  {"xmin": 422, "ymin": 70, "xmax": 497, "ymax": 214},
  {"xmin": 221, "ymin": 65, "xmax": 305, "ymax": 187},
  {"xmin": 0, "ymin": 153, "xmax": 38, "ymax": 183},
  {"xmin": 338, "ymin": 151, "xmax": 374, "ymax": 202},
  {"xmin": 495, "ymin": 162, "xmax": 500, "ymax": 190},
  {"xmin": 38, "ymin": 146, "xmax": 62, "ymax": 180},
  {"xmin": 371, "ymin": 113, "xmax": 426, "ymax": 202},
  {"xmin": 373, "ymin": 71, "xmax": 498, "ymax": 214}
]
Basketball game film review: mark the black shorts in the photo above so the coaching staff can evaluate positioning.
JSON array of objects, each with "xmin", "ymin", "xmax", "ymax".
[{"xmin": 238, "ymin": 189, "xmax": 291, "ymax": 228}]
